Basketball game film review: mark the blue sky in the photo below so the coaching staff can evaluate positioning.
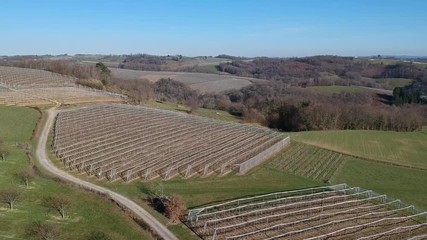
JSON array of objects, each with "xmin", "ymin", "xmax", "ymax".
[{"xmin": 1, "ymin": 0, "xmax": 426, "ymax": 57}]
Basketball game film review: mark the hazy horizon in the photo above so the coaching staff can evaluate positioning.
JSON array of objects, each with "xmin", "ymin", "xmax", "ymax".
[
  {"xmin": 1, "ymin": 0, "xmax": 426, "ymax": 57},
  {"xmin": 2, "ymin": 53, "xmax": 427, "ymax": 59}
]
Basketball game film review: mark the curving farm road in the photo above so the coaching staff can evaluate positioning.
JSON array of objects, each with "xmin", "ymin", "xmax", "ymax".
[{"xmin": 36, "ymin": 107, "xmax": 178, "ymax": 240}]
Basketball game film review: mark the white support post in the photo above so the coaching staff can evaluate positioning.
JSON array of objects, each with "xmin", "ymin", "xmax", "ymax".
[
  {"xmin": 165, "ymin": 166, "xmax": 174, "ymax": 179},
  {"xmin": 108, "ymin": 169, "xmax": 116, "ymax": 181},
  {"xmin": 203, "ymin": 163, "xmax": 211, "ymax": 176},
  {"xmin": 144, "ymin": 168, "xmax": 152, "ymax": 181},
  {"xmin": 126, "ymin": 169, "xmax": 132, "ymax": 182},
  {"xmin": 184, "ymin": 165, "xmax": 193, "ymax": 178}
]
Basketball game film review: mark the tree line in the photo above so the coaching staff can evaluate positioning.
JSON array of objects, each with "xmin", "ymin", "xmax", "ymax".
[
  {"xmin": 1, "ymin": 56, "xmax": 425, "ymax": 132},
  {"xmin": 107, "ymin": 76, "xmax": 426, "ymax": 132}
]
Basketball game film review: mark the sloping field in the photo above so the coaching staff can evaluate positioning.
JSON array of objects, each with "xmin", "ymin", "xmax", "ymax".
[
  {"xmin": 0, "ymin": 106, "xmax": 152, "ymax": 239},
  {"xmin": 292, "ymin": 129, "xmax": 427, "ymax": 170},
  {"xmin": 374, "ymin": 78, "xmax": 413, "ymax": 88},
  {"xmin": 305, "ymin": 85, "xmax": 367, "ymax": 95},
  {"xmin": 269, "ymin": 142, "xmax": 347, "ymax": 182},
  {"xmin": 110, "ymin": 68, "xmax": 263, "ymax": 93},
  {"xmin": 267, "ymin": 141, "xmax": 427, "ymax": 209},
  {"xmin": 187, "ymin": 184, "xmax": 427, "ymax": 240},
  {"xmin": 165, "ymin": 57, "xmax": 231, "ymax": 68},
  {"xmin": 305, "ymin": 85, "xmax": 394, "ymax": 95},
  {"xmin": 0, "ymin": 66, "xmax": 75, "ymax": 88},
  {"xmin": 53, "ymin": 104, "xmax": 288, "ymax": 182},
  {"xmin": 0, "ymin": 66, "xmax": 124, "ymax": 106}
]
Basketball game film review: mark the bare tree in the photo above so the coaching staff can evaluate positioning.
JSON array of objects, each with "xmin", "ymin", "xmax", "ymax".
[
  {"xmin": 186, "ymin": 97, "xmax": 199, "ymax": 114},
  {"xmin": 17, "ymin": 169, "xmax": 35, "ymax": 188},
  {"xmin": 43, "ymin": 195, "xmax": 72, "ymax": 219},
  {"xmin": 26, "ymin": 221, "xmax": 60, "ymax": 240},
  {"xmin": 0, "ymin": 189, "xmax": 20, "ymax": 210},
  {"xmin": 165, "ymin": 195, "xmax": 186, "ymax": 223}
]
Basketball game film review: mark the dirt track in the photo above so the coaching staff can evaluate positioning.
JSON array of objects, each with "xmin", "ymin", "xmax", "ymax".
[{"xmin": 35, "ymin": 107, "xmax": 178, "ymax": 240}]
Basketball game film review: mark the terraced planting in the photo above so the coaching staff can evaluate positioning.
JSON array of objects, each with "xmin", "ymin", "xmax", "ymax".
[
  {"xmin": 0, "ymin": 66, "xmax": 124, "ymax": 106},
  {"xmin": 187, "ymin": 184, "xmax": 427, "ymax": 240},
  {"xmin": 53, "ymin": 104, "xmax": 289, "ymax": 182},
  {"xmin": 269, "ymin": 142, "xmax": 346, "ymax": 182}
]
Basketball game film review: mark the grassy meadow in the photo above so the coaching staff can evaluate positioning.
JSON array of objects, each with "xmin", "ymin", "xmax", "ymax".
[
  {"xmin": 0, "ymin": 106, "xmax": 152, "ymax": 240},
  {"xmin": 331, "ymin": 157, "xmax": 427, "ymax": 210},
  {"xmin": 374, "ymin": 78, "xmax": 413, "ymax": 88},
  {"xmin": 291, "ymin": 129, "xmax": 427, "ymax": 170},
  {"xmin": 305, "ymin": 85, "xmax": 366, "ymax": 95},
  {"xmin": 289, "ymin": 128, "xmax": 427, "ymax": 210},
  {"xmin": 104, "ymin": 166, "xmax": 321, "ymax": 209}
]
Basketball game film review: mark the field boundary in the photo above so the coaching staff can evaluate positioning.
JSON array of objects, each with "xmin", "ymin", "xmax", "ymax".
[
  {"xmin": 295, "ymin": 139, "xmax": 427, "ymax": 171},
  {"xmin": 239, "ymin": 136, "xmax": 290, "ymax": 174}
]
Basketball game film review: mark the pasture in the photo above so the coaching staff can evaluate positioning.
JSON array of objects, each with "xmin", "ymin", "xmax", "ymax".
[
  {"xmin": 374, "ymin": 78, "xmax": 413, "ymax": 88},
  {"xmin": 267, "ymin": 140, "xmax": 427, "ymax": 210},
  {"xmin": 332, "ymin": 157, "xmax": 427, "ymax": 210},
  {"xmin": 0, "ymin": 106, "xmax": 152, "ymax": 239},
  {"xmin": 292, "ymin": 129, "xmax": 427, "ymax": 170},
  {"xmin": 110, "ymin": 68, "xmax": 262, "ymax": 93},
  {"xmin": 370, "ymin": 59, "xmax": 427, "ymax": 69},
  {"xmin": 305, "ymin": 85, "xmax": 367, "ymax": 95},
  {"xmin": 305, "ymin": 84, "xmax": 396, "ymax": 96}
]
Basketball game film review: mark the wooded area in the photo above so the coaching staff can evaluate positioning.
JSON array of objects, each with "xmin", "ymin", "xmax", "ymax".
[{"xmin": 1, "ymin": 55, "xmax": 426, "ymax": 132}]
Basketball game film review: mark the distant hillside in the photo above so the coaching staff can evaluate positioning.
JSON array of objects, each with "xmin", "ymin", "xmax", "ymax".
[{"xmin": 217, "ymin": 55, "xmax": 427, "ymax": 90}]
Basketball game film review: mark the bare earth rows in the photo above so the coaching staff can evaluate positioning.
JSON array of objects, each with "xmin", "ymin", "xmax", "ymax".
[
  {"xmin": 53, "ymin": 104, "xmax": 288, "ymax": 182},
  {"xmin": 0, "ymin": 66, "xmax": 124, "ymax": 106},
  {"xmin": 110, "ymin": 68, "xmax": 266, "ymax": 93},
  {"xmin": 37, "ymin": 107, "xmax": 178, "ymax": 240},
  {"xmin": 187, "ymin": 184, "xmax": 427, "ymax": 240}
]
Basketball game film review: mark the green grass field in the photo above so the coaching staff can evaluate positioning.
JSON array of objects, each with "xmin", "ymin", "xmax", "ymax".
[
  {"xmin": 193, "ymin": 65, "xmax": 220, "ymax": 74},
  {"xmin": 266, "ymin": 141, "xmax": 427, "ymax": 210},
  {"xmin": 292, "ymin": 129, "xmax": 427, "ymax": 170},
  {"xmin": 290, "ymin": 129, "xmax": 427, "ymax": 210},
  {"xmin": 369, "ymin": 59, "xmax": 401, "ymax": 65},
  {"xmin": 104, "ymin": 166, "xmax": 321, "ymax": 209},
  {"xmin": 305, "ymin": 85, "xmax": 366, "ymax": 95},
  {"xmin": 0, "ymin": 106, "xmax": 152, "ymax": 240},
  {"xmin": 374, "ymin": 78, "xmax": 413, "ymax": 88},
  {"xmin": 0, "ymin": 106, "xmax": 40, "ymax": 142},
  {"xmin": 269, "ymin": 142, "xmax": 348, "ymax": 182},
  {"xmin": 331, "ymin": 157, "xmax": 427, "ymax": 210}
]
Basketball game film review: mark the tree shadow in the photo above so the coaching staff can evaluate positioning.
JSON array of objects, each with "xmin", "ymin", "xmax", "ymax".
[{"xmin": 376, "ymin": 93, "xmax": 394, "ymax": 105}]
